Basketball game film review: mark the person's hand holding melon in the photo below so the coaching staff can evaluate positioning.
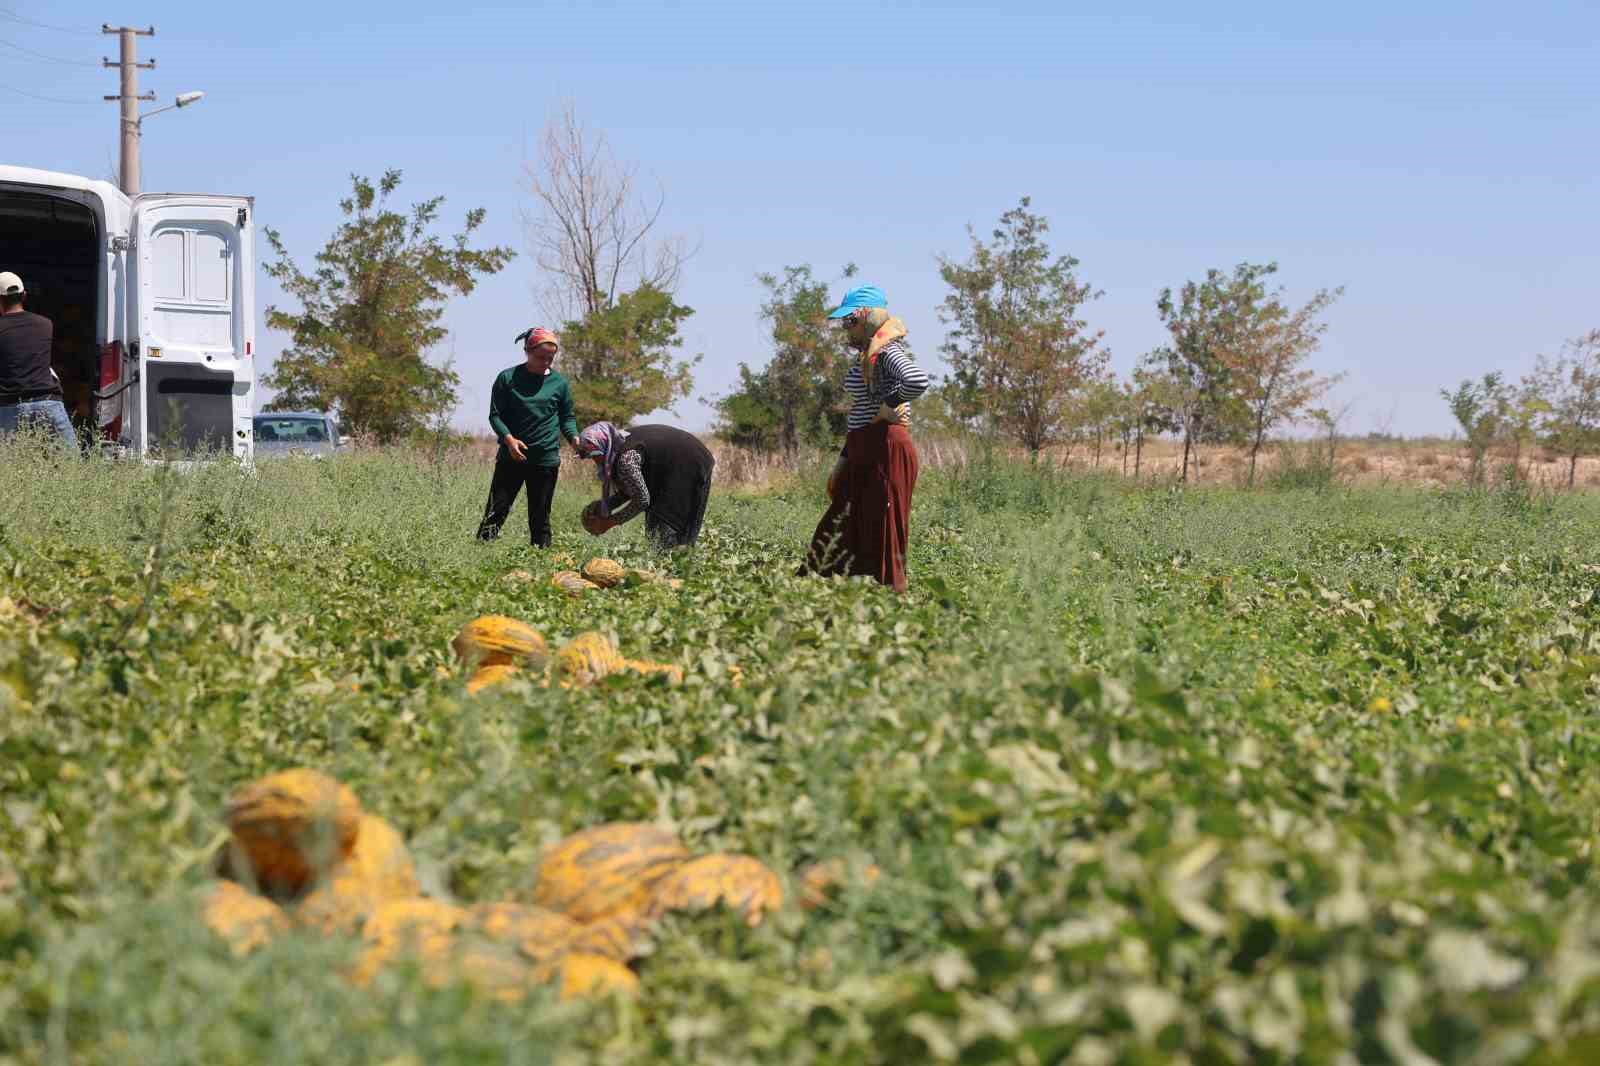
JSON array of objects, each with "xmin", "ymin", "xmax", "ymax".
[{"xmin": 582, "ymin": 500, "xmax": 620, "ymax": 536}]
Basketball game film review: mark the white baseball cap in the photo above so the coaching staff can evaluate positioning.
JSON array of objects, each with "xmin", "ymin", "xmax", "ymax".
[{"xmin": 0, "ymin": 272, "xmax": 23, "ymax": 296}]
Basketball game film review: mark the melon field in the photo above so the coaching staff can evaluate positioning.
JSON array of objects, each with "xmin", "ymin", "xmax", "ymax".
[{"xmin": 3, "ymin": 443, "xmax": 1600, "ymax": 1065}]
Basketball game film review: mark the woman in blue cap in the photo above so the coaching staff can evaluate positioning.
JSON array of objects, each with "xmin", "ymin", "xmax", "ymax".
[{"xmin": 799, "ymin": 284, "xmax": 930, "ymax": 592}]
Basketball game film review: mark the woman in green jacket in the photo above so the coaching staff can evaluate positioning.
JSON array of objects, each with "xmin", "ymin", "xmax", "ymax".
[{"xmin": 476, "ymin": 327, "xmax": 578, "ymax": 547}]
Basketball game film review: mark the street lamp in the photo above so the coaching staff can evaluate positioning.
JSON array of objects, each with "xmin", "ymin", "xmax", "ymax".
[
  {"xmin": 141, "ymin": 90, "xmax": 205, "ymax": 122},
  {"xmin": 116, "ymin": 91, "xmax": 205, "ymax": 195}
]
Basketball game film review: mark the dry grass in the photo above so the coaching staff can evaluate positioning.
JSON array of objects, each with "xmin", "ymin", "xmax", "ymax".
[{"xmin": 420, "ymin": 432, "xmax": 1600, "ymax": 493}]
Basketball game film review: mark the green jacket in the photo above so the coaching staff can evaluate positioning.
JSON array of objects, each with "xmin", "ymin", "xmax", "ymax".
[{"xmin": 487, "ymin": 366, "xmax": 578, "ymax": 466}]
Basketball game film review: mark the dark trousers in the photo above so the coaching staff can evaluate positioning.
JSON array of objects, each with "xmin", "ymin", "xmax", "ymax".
[
  {"xmin": 477, "ymin": 457, "xmax": 560, "ymax": 547},
  {"xmin": 644, "ymin": 472, "xmax": 712, "ymax": 550}
]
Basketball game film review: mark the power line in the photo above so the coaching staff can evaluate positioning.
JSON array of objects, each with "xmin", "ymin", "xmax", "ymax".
[
  {"xmin": 0, "ymin": 37, "xmax": 100, "ymax": 65},
  {"xmin": 0, "ymin": 7, "xmax": 96, "ymax": 34},
  {"xmin": 0, "ymin": 81, "xmax": 95, "ymax": 104}
]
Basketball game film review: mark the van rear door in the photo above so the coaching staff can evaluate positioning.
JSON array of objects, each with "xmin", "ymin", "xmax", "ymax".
[{"xmin": 131, "ymin": 193, "xmax": 255, "ymax": 458}]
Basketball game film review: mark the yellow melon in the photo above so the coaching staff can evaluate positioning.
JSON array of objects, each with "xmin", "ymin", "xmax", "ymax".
[
  {"xmin": 551, "ymin": 631, "xmax": 628, "ymax": 687},
  {"xmin": 568, "ymin": 905, "xmax": 653, "ymax": 961},
  {"xmin": 551, "ymin": 571, "xmax": 598, "ymax": 596},
  {"xmin": 351, "ymin": 898, "xmax": 471, "ymax": 987},
  {"xmin": 222, "ymin": 769, "xmax": 362, "ymax": 899},
  {"xmin": 581, "ymin": 558, "xmax": 627, "ymax": 588},
  {"xmin": 453, "ymin": 944, "xmax": 543, "ymax": 1002},
  {"xmin": 471, "ymin": 902, "xmax": 581, "ymax": 964},
  {"xmin": 648, "ymin": 853, "xmax": 784, "ymax": 927},
  {"xmin": 466, "ymin": 662, "xmax": 521, "ymax": 694},
  {"xmin": 531, "ymin": 822, "xmax": 688, "ymax": 923},
  {"xmin": 451, "ymin": 615, "xmax": 547, "ymax": 668},
  {"xmin": 296, "ymin": 814, "xmax": 419, "ymax": 935},
  {"xmin": 559, "ymin": 953, "xmax": 639, "ymax": 1000},
  {"xmin": 623, "ymin": 659, "xmax": 684, "ymax": 684},
  {"xmin": 202, "ymin": 880, "xmax": 289, "ymax": 956},
  {"xmin": 797, "ymin": 857, "xmax": 882, "ymax": 911}
]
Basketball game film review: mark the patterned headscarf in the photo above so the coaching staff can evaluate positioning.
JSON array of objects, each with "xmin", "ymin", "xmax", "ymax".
[
  {"xmin": 576, "ymin": 422, "xmax": 629, "ymax": 515},
  {"xmin": 845, "ymin": 308, "xmax": 908, "ymax": 394}
]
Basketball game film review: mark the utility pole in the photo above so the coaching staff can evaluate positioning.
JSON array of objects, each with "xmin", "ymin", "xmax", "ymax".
[{"xmin": 102, "ymin": 25, "xmax": 155, "ymax": 196}]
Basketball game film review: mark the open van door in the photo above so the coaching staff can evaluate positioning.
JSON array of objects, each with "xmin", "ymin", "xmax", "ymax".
[{"xmin": 131, "ymin": 193, "xmax": 255, "ymax": 459}]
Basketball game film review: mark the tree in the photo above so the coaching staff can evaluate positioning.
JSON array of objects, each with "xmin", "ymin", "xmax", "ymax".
[
  {"xmin": 938, "ymin": 197, "xmax": 1107, "ymax": 456},
  {"xmin": 1526, "ymin": 328, "xmax": 1600, "ymax": 488},
  {"xmin": 1218, "ymin": 273, "xmax": 1344, "ymax": 486},
  {"xmin": 263, "ymin": 171, "xmax": 514, "ymax": 441},
  {"xmin": 1441, "ymin": 372, "xmax": 1513, "ymax": 485},
  {"xmin": 1126, "ymin": 362, "xmax": 1185, "ymax": 479},
  {"xmin": 713, "ymin": 265, "xmax": 856, "ymax": 455},
  {"xmin": 557, "ymin": 283, "xmax": 698, "ymax": 426},
  {"xmin": 523, "ymin": 103, "xmax": 689, "ymax": 321},
  {"xmin": 523, "ymin": 104, "xmax": 697, "ymax": 424},
  {"xmin": 1152, "ymin": 263, "xmax": 1274, "ymax": 481},
  {"xmin": 1073, "ymin": 372, "xmax": 1122, "ymax": 469}
]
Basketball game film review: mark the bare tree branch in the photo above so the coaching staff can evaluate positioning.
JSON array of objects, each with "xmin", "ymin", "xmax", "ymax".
[{"xmin": 521, "ymin": 102, "xmax": 693, "ymax": 322}]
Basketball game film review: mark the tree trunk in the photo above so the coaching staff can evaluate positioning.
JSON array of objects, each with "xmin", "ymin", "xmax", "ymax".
[
  {"xmin": 1248, "ymin": 414, "xmax": 1266, "ymax": 488},
  {"xmin": 1134, "ymin": 425, "xmax": 1144, "ymax": 478},
  {"xmin": 1181, "ymin": 428, "xmax": 1192, "ymax": 482},
  {"xmin": 1570, "ymin": 451, "xmax": 1579, "ymax": 490}
]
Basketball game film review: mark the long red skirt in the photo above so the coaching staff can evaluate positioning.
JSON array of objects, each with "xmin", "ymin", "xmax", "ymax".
[{"xmin": 801, "ymin": 423, "xmax": 919, "ymax": 593}]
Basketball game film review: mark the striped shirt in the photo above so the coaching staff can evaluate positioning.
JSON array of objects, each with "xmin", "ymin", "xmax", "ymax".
[{"xmin": 843, "ymin": 338, "xmax": 931, "ymax": 432}]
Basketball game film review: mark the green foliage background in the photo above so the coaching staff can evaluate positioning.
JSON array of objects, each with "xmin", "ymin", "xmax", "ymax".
[{"xmin": 2, "ymin": 443, "xmax": 1600, "ymax": 1064}]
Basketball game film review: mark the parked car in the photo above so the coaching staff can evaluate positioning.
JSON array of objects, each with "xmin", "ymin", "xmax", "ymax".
[
  {"xmin": 1, "ymin": 164, "xmax": 256, "ymax": 460},
  {"xmin": 252, "ymin": 411, "xmax": 343, "ymax": 458}
]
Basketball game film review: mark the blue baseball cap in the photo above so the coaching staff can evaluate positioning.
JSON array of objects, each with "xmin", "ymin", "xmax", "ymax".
[{"xmin": 827, "ymin": 284, "xmax": 888, "ymax": 318}]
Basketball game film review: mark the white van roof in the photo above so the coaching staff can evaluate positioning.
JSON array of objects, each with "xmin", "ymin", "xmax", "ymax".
[{"xmin": 0, "ymin": 165, "xmax": 128, "ymax": 206}]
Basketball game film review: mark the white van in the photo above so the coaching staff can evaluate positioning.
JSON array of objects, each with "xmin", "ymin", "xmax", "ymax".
[{"xmin": 0, "ymin": 165, "xmax": 255, "ymax": 460}]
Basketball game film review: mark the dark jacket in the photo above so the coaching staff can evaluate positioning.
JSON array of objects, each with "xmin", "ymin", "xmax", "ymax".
[{"xmin": 619, "ymin": 424, "xmax": 715, "ymax": 534}]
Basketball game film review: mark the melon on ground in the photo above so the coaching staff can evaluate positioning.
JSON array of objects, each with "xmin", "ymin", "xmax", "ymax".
[
  {"xmin": 551, "ymin": 571, "xmax": 599, "ymax": 597},
  {"xmin": 466, "ymin": 662, "xmax": 521, "ymax": 695},
  {"xmin": 551, "ymin": 632, "xmax": 628, "ymax": 687},
  {"xmin": 568, "ymin": 905, "xmax": 654, "ymax": 961},
  {"xmin": 530, "ymin": 822, "xmax": 688, "ymax": 923},
  {"xmin": 559, "ymin": 953, "xmax": 639, "ymax": 1000},
  {"xmin": 623, "ymin": 659, "xmax": 684, "ymax": 684},
  {"xmin": 222, "ymin": 769, "xmax": 362, "ymax": 899},
  {"xmin": 351, "ymin": 898, "xmax": 472, "ymax": 987},
  {"xmin": 472, "ymin": 902, "xmax": 582, "ymax": 964},
  {"xmin": 295, "ymin": 814, "xmax": 419, "ymax": 935},
  {"xmin": 581, "ymin": 558, "xmax": 627, "ymax": 588},
  {"xmin": 202, "ymin": 880, "xmax": 289, "ymax": 956},
  {"xmin": 451, "ymin": 615, "xmax": 547, "ymax": 668},
  {"xmin": 648, "ymin": 853, "xmax": 784, "ymax": 927}
]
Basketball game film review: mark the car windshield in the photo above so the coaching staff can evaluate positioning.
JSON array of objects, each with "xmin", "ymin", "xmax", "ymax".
[{"xmin": 254, "ymin": 417, "xmax": 328, "ymax": 443}]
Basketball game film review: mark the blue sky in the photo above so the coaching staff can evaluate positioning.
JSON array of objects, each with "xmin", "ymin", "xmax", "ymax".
[{"xmin": 7, "ymin": 0, "xmax": 1597, "ymax": 437}]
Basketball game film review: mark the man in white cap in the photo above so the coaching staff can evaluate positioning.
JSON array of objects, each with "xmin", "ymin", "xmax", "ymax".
[{"xmin": 0, "ymin": 272, "xmax": 78, "ymax": 451}]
